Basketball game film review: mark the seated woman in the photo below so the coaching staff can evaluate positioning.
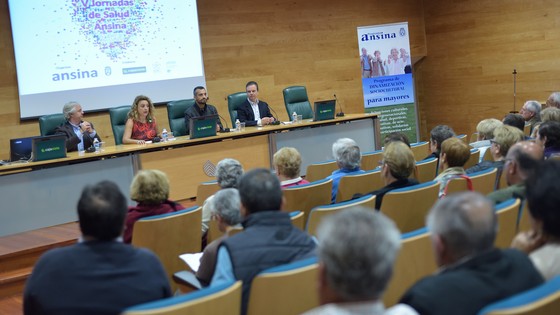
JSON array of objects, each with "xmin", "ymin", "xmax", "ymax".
[
  {"xmin": 353, "ymin": 141, "xmax": 418, "ymax": 209},
  {"xmin": 434, "ymin": 137, "xmax": 471, "ymax": 197},
  {"xmin": 54, "ymin": 101, "xmax": 101, "ymax": 152},
  {"xmin": 273, "ymin": 147, "xmax": 310, "ymax": 188},
  {"xmin": 123, "ymin": 169, "xmax": 185, "ymax": 243},
  {"xmin": 122, "ymin": 95, "xmax": 159, "ymax": 144},
  {"xmin": 536, "ymin": 121, "xmax": 560, "ymax": 159}
]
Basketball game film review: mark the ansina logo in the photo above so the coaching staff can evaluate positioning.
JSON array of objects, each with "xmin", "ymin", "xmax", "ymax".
[
  {"xmin": 52, "ymin": 69, "xmax": 98, "ymax": 81},
  {"xmin": 361, "ymin": 32, "xmax": 397, "ymax": 41}
]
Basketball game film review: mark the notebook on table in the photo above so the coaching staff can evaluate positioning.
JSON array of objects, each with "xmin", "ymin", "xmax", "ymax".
[
  {"xmin": 32, "ymin": 135, "xmax": 67, "ymax": 161},
  {"xmin": 313, "ymin": 99, "xmax": 336, "ymax": 122},
  {"xmin": 10, "ymin": 136, "xmax": 35, "ymax": 162},
  {"xmin": 189, "ymin": 115, "xmax": 218, "ymax": 139}
]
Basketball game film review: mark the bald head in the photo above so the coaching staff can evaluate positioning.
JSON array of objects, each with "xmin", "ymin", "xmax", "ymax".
[{"xmin": 505, "ymin": 141, "xmax": 544, "ymax": 185}]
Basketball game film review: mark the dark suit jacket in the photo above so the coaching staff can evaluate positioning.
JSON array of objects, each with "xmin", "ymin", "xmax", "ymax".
[
  {"xmin": 236, "ymin": 100, "xmax": 273, "ymax": 126},
  {"xmin": 54, "ymin": 121, "xmax": 101, "ymax": 152},
  {"xmin": 184, "ymin": 103, "xmax": 223, "ymax": 134}
]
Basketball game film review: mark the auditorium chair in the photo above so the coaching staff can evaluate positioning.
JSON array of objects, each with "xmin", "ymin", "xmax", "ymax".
[
  {"xmin": 383, "ymin": 227, "xmax": 437, "ymax": 306},
  {"xmin": 227, "ymin": 92, "xmax": 247, "ymax": 127},
  {"xmin": 443, "ymin": 167, "xmax": 497, "ymax": 196},
  {"xmin": 464, "ymin": 148, "xmax": 481, "ymax": 170},
  {"xmin": 456, "ymin": 134, "xmax": 468, "ymax": 144},
  {"xmin": 306, "ymin": 194, "xmax": 376, "ymax": 237},
  {"xmin": 494, "ymin": 198, "xmax": 521, "ymax": 249},
  {"xmin": 305, "ymin": 160, "xmax": 338, "ymax": 182},
  {"xmin": 523, "ymin": 124, "xmax": 531, "ymax": 137},
  {"xmin": 246, "ymin": 257, "xmax": 319, "ymax": 315},
  {"xmin": 167, "ymin": 99, "xmax": 195, "ymax": 137},
  {"xmin": 282, "ymin": 86, "xmax": 313, "ymax": 120},
  {"xmin": 410, "ymin": 141, "xmax": 429, "ymax": 161},
  {"xmin": 123, "ymin": 280, "xmax": 242, "ymax": 315},
  {"xmin": 361, "ymin": 149, "xmax": 383, "ymax": 171},
  {"xmin": 477, "ymin": 276, "xmax": 560, "ymax": 315},
  {"xmin": 109, "ymin": 105, "xmax": 131, "ymax": 145},
  {"xmin": 517, "ymin": 200, "xmax": 532, "ymax": 233},
  {"xmin": 131, "ymin": 206, "xmax": 202, "ymax": 292},
  {"xmin": 195, "ymin": 180, "xmax": 220, "ymax": 206},
  {"xmin": 413, "ymin": 157, "xmax": 438, "ymax": 183},
  {"xmin": 335, "ymin": 169, "xmax": 382, "ymax": 203},
  {"xmin": 283, "ymin": 178, "xmax": 332, "ymax": 223},
  {"xmin": 380, "ymin": 181, "xmax": 439, "ymax": 233},
  {"xmin": 38, "ymin": 113, "xmax": 66, "ymax": 136}
]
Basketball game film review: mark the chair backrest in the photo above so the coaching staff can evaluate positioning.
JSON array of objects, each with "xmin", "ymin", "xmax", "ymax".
[
  {"xmin": 109, "ymin": 105, "xmax": 131, "ymax": 145},
  {"xmin": 290, "ymin": 210, "xmax": 305, "ymax": 230},
  {"xmin": 132, "ymin": 206, "xmax": 202, "ymax": 292},
  {"xmin": 470, "ymin": 132, "xmax": 479, "ymax": 144},
  {"xmin": 444, "ymin": 168, "xmax": 498, "ymax": 196},
  {"xmin": 457, "ymin": 134, "xmax": 468, "ymax": 144},
  {"xmin": 38, "ymin": 113, "xmax": 66, "ymax": 136},
  {"xmin": 380, "ymin": 181, "xmax": 439, "ymax": 233},
  {"xmin": 305, "ymin": 160, "xmax": 338, "ymax": 182},
  {"xmin": 464, "ymin": 148, "xmax": 481, "ymax": 170},
  {"xmin": 282, "ymin": 86, "xmax": 313, "ymax": 120},
  {"xmin": 123, "ymin": 280, "xmax": 242, "ymax": 315},
  {"xmin": 497, "ymin": 168, "xmax": 508, "ymax": 190},
  {"xmin": 283, "ymin": 178, "xmax": 333, "ymax": 223},
  {"xmin": 227, "ymin": 92, "xmax": 247, "ymax": 126},
  {"xmin": 494, "ymin": 198, "xmax": 521, "ymax": 249},
  {"xmin": 517, "ymin": 200, "xmax": 532, "ymax": 233},
  {"xmin": 383, "ymin": 227, "xmax": 437, "ymax": 307},
  {"xmin": 167, "ymin": 99, "xmax": 195, "ymax": 137},
  {"xmin": 523, "ymin": 123, "xmax": 531, "ymax": 136},
  {"xmin": 247, "ymin": 257, "xmax": 319, "ymax": 315},
  {"xmin": 195, "ymin": 180, "xmax": 220, "ymax": 206},
  {"xmin": 414, "ymin": 157, "xmax": 438, "ymax": 183},
  {"xmin": 306, "ymin": 194, "xmax": 376, "ymax": 237},
  {"xmin": 361, "ymin": 150, "xmax": 383, "ymax": 171},
  {"xmin": 336, "ymin": 169, "xmax": 382, "ymax": 203},
  {"xmin": 477, "ymin": 276, "xmax": 560, "ymax": 315},
  {"xmin": 410, "ymin": 141, "xmax": 430, "ymax": 161},
  {"xmin": 482, "ymin": 147, "xmax": 494, "ymax": 161}
]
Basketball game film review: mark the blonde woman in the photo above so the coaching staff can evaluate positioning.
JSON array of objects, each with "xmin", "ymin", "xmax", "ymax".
[{"xmin": 122, "ymin": 95, "xmax": 158, "ymax": 144}]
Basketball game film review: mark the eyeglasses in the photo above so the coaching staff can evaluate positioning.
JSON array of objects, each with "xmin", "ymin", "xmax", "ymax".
[{"xmin": 490, "ymin": 139, "xmax": 500, "ymax": 146}]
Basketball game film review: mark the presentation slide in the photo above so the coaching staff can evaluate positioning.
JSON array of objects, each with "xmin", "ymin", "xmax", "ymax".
[{"xmin": 8, "ymin": 0, "xmax": 206, "ymax": 119}]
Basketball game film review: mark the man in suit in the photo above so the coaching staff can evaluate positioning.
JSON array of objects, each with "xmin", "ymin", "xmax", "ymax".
[
  {"xmin": 399, "ymin": 191, "xmax": 543, "ymax": 315},
  {"xmin": 237, "ymin": 81, "xmax": 276, "ymax": 126},
  {"xmin": 184, "ymin": 86, "xmax": 223, "ymax": 134},
  {"xmin": 24, "ymin": 181, "xmax": 171, "ymax": 315},
  {"xmin": 54, "ymin": 101, "xmax": 101, "ymax": 152}
]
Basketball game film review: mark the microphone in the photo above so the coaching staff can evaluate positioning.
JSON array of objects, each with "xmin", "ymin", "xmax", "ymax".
[
  {"xmin": 268, "ymin": 106, "xmax": 283, "ymax": 125},
  {"xmin": 217, "ymin": 113, "xmax": 231, "ymax": 132},
  {"xmin": 334, "ymin": 94, "xmax": 345, "ymax": 117}
]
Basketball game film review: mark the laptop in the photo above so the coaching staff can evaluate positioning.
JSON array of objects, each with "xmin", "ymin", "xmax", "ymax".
[
  {"xmin": 313, "ymin": 99, "xmax": 336, "ymax": 122},
  {"xmin": 189, "ymin": 115, "xmax": 218, "ymax": 139},
  {"xmin": 32, "ymin": 135, "xmax": 67, "ymax": 161},
  {"xmin": 10, "ymin": 136, "xmax": 35, "ymax": 162}
]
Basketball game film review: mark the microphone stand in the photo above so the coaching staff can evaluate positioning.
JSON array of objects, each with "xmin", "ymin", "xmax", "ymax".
[
  {"xmin": 510, "ymin": 68, "xmax": 518, "ymax": 113},
  {"xmin": 334, "ymin": 94, "xmax": 345, "ymax": 117}
]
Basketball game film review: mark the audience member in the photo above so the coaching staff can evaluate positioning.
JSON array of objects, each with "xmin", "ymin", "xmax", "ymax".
[
  {"xmin": 303, "ymin": 207, "xmax": 417, "ymax": 315},
  {"xmin": 202, "ymin": 158, "xmax": 244, "ymax": 234},
  {"xmin": 210, "ymin": 168, "xmax": 316, "ymax": 315},
  {"xmin": 54, "ymin": 101, "xmax": 101, "ymax": 152},
  {"xmin": 196, "ymin": 188, "xmax": 242, "ymax": 287},
  {"xmin": 237, "ymin": 81, "xmax": 276, "ymax": 126},
  {"xmin": 545, "ymin": 92, "xmax": 560, "ymax": 109},
  {"xmin": 433, "ymin": 137, "xmax": 470, "ymax": 197},
  {"xmin": 123, "ymin": 170, "xmax": 185, "ymax": 243},
  {"xmin": 400, "ymin": 192, "xmax": 543, "ymax": 315},
  {"xmin": 530, "ymin": 107, "xmax": 560, "ymax": 138},
  {"xmin": 469, "ymin": 118, "xmax": 502, "ymax": 163},
  {"xmin": 502, "ymin": 113, "xmax": 525, "ymax": 133},
  {"xmin": 273, "ymin": 147, "xmax": 309, "ymax": 187},
  {"xmin": 384, "ymin": 131, "xmax": 411, "ymax": 147},
  {"xmin": 327, "ymin": 138, "xmax": 365, "ymax": 203},
  {"xmin": 24, "ymin": 181, "xmax": 171, "ymax": 315},
  {"xmin": 184, "ymin": 86, "xmax": 224, "ymax": 134},
  {"xmin": 424, "ymin": 125, "xmax": 455, "ymax": 161},
  {"xmin": 123, "ymin": 95, "xmax": 158, "ymax": 144},
  {"xmin": 536, "ymin": 121, "xmax": 560, "ymax": 159},
  {"xmin": 353, "ymin": 141, "xmax": 418, "ymax": 208},
  {"xmin": 487, "ymin": 141, "xmax": 544, "ymax": 204},
  {"xmin": 466, "ymin": 125, "xmax": 524, "ymax": 183},
  {"xmin": 519, "ymin": 100, "xmax": 541, "ymax": 134},
  {"xmin": 511, "ymin": 160, "xmax": 560, "ymax": 280}
]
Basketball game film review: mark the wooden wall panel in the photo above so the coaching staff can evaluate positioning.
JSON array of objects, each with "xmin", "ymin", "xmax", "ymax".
[
  {"xmin": 0, "ymin": 0, "xmax": 426, "ymax": 160},
  {"xmin": 418, "ymin": 0, "xmax": 560, "ymax": 139}
]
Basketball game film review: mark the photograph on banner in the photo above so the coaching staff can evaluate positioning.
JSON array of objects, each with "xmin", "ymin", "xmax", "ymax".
[{"xmin": 357, "ymin": 22, "xmax": 418, "ymax": 142}]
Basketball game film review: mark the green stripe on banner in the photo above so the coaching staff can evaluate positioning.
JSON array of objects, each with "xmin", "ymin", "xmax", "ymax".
[{"xmin": 365, "ymin": 103, "xmax": 418, "ymax": 142}]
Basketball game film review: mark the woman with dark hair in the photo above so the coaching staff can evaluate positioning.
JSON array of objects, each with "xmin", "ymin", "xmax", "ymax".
[{"xmin": 536, "ymin": 121, "xmax": 560, "ymax": 159}]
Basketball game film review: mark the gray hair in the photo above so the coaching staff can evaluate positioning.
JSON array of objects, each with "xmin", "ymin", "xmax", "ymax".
[
  {"xmin": 210, "ymin": 188, "xmax": 241, "ymax": 226},
  {"xmin": 430, "ymin": 125, "xmax": 456, "ymax": 151},
  {"xmin": 427, "ymin": 192, "xmax": 496, "ymax": 261},
  {"xmin": 525, "ymin": 100, "xmax": 542, "ymax": 120},
  {"xmin": 332, "ymin": 138, "xmax": 361, "ymax": 170},
  {"xmin": 216, "ymin": 159, "xmax": 244, "ymax": 188},
  {"xmin": 548, "ymin": 92, "xmax": 560, "ymax": 108},
  {"xmin": 62, "ymin": 101, "xmax": 80, "ymax": 120},
  {"xmin": 317, "ymin": 206, "xmax": 401, "ymax": 301}
]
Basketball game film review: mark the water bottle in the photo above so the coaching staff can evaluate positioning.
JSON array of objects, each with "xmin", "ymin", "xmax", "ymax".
[
  {"xmin": 93, "ymin": 138, "xmax": 100, "ymax": 152},
  {"xmin": 162, "ymin": 128, "xmax": 168, "ymax": 142},
  {"xmin": 292, "ymin": 111, "xmax": 297, "ymax": 123},
  {"xmin": 235, "ymin": 119, "xmax": 241, "ymax": 131}
]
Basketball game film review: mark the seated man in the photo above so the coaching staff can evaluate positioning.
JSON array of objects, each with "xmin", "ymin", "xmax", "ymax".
[
  {"xmin": 303, "ymin": 207, "xmax": 417, "ymax": 315},
  {"xmin": 184, "ymin": 86, "xmax": 224, "ymax": 134},
  {"xmin": 327, "ymin": 138, "xmax": 365, "ymax": 203},
  {"xmin": 545, "ymin": 91, "xmax": 560, "ymax": 109},
  {"xmin": 353, "ymin": 141, "xmax": 418, "ymax": 209},
  {"xmin": 434, "ymin": 137, "xmax": 471, "ymax": 197},
  {"xmin": 236, "ymin": 81, "xmax": 276, "ymax": 126},
  {"xmin": 400, "ymin": 191, "xmax": 544, "ymax": 315},
  {"xmin": 54, "ymin": 101, "xmax": 101, "ymax": 152},
  {"xmin": 487, "ymin": 141, "xmax": 543, "ymax": 204},
  {"xmin": 469, "ymin": 118, "xmax": 502, "ymax": 163},
  {"xmin": 24, "ymin": 181, "xmax": 171, "ymax": 315},
  {"xmin": 424, "ymin": 125, "xmax": 455, "ymax": 161},
  {"xmin": 520, "ymin": 100, "xmax": 542, "ymax": 134},
  {"xmin": 210, "ymin": 168, "xmax": 316, "ymax": 315}
]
